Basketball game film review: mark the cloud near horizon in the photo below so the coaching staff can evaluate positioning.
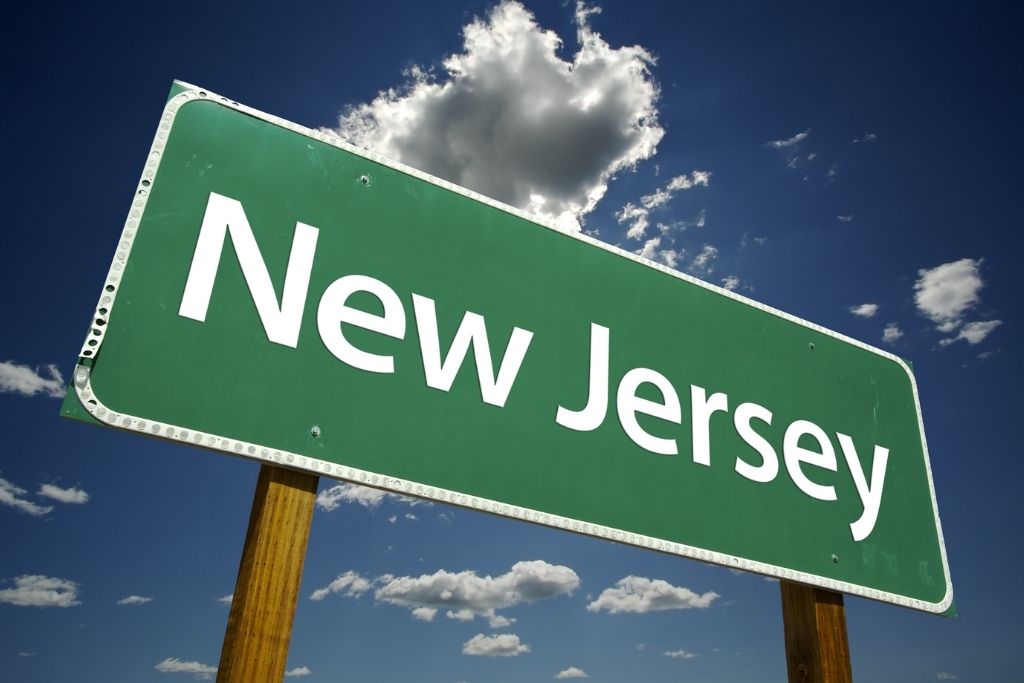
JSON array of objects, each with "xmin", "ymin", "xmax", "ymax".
[
  {"xmin": 311, "ymin": 560, "xmax": 579, "ymax": 624},
  {"xmin": 586, "ymin": 576, "xmax": 718, "ymax": 613},
  {"xmin": 155, "ymin": 658, "xmax": 217, "ymax": 680},
  {"xmin": 333, "ymin": 1, "xmax": 664, "ymax": 231}
]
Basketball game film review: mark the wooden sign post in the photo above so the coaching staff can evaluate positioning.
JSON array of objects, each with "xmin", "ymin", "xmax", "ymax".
[
  {"xmin": 780, "ymin": 580, "xmax": 853, "ymax": 683},
  {"xmin": 216, "ymin": 465, "xmax": 319, "ymax": 683}
]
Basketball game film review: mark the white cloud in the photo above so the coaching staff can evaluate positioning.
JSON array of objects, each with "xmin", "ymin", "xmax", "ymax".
[
  {"xmin": 312, "ymin": 560, "xmax": 579, "ymax": 625},
  {"xmin": 618, "ymin": 171, "xmax": 710, "ymax": 240},
  {"xmin": 939, "ymin": 320, "xmax": 1002, "ymax": 346},
  {"xmin": 446, "ymin": 608, "xmax": 475, "ymax": 621},
  {"xmin": 117, "ymin": 595, "xmax": 153, "ymax": 605},
  {"xmin": 38, "ymin": 484, "xmax": 89, "ymax": 505},
  {"xmin": 882, "ymin": 323, "xmax": 904, "ymax": 344},
  {"xmin": 837, "ymin": 214, "xmax": 854, "ymax": 222},
  {"xmin": 216, "ymin": 594, "xmax": 233, "ymax": 605},
  {"xmin": 766, "ymin": 129, "xmax": 810, "ymax": 149},
  {"xmin": 556, "ymin": 666, "xmax": 589, "ymax": 678},
  {"xmin": 0, "ymin": 361, "xmax": 66, "ymax": 398},
  {"xmin": 489, "ymin": 613, "xmax": 516, "ymax": 628},
  {"xmin": 853, "ymin": 132, "xmax": 877, "ymax": 143},
  {"xmin": 619, "ymin": 203, "xmax": 650, "ymax": 240},
  {"xmin": 18, "ymin": 652, "xmax": 35, "ymax": 657},
  {"xmin": 155, "ymin": 658, "xmax": 217, "ymax": 680},
  {"xmin": 586, "ymin": 576, "xmax": 718, "ymax": 613},
  {"xmin": 721, "ymin": 275, "xmax": 740, "ymax": 291},
  {"xmin": 0, "ymin": 475, "xmax": 53, "ymax": 517},
  {"xmin": 462, "ymin": 633, "xmax": 530, "ymax": 657},
  {"xmin": 849, "ymin": 303, "xmax": 878, "ymax": 318},
  {"xmin": 316, "ymin": 483, "xmax": 424, "ymax": 511},
  {"xmin": 0, "ymin": 575, "xmax": 80, "ymax": 608},
  {"xmin": 285, "ymin": 666, "xmax": 312, "ymax": 677},
  {"xmin": 936, "ymin": 673, "xmax": 957, "ymax": 680},
  {"xmin": 664, "ymin": 649, "xmax": 697, "ymax": 659},
  {"xmin": 309, "ymin": 570, "xmax": 373, "ymax": 601},
  {"xmin": 689, "ymin": 245, "xmax": 718, "ymax": 275},
  {"xmin": 334, "ymin": 0, "xmax": 663, "ymax": 231},
  {"xmin": 412, "ymin": 606, "xmax": 437, "ymax": 621},
  {"xmin": 373, "ymin": 560, "xmax": 579, "ymax": 621},
  {"xmin": 634, "ymin": 236, "xmax": 680, "ymax": 269},
  {"xmin": 914, "ymin": 258, "xmax": 984, "ymax": 332}
]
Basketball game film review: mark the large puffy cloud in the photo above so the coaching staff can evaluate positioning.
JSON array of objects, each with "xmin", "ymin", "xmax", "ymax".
[
  {"xmin": 462, "ymin": 633, "xmax": 530, "ymax": 657},
  {"xmin": 586, "ymin": 576, "xmax": 718, "ymax": 613},
  {"xmin": 0, "ymin": 575, "xmax": 80, "ymax": 608},
  {"xmin": 0, "ymin": 361, "xmax": 65, "ymax": 398},
  {"xmin": 310, "ymin": 560, "xmax": 579, "ymax": 624},
  {"xmin": 333, "ymin": 1, "xmax": 663, "ymax": 231}
]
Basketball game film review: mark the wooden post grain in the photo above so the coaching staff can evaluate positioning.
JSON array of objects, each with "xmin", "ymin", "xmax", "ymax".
[
  {"xmin": 780, "ymin": 580, "xmax": 853, "ymax": 683},
  {"xmin": 217, "ymin": 465, "xmax": 319, "ymax": 683}
]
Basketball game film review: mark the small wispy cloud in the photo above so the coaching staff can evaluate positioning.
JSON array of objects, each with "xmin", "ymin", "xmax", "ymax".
[
  {"xmin": 216, "ymin": 594, "xmax": 233, "ymax": 605},
  {"xmin": 0, "ymin": 361, "xmax": 66, "ymax": 398},
  {"xmin": 555, "ymin": 666, "xmax": 589, "ymax": 678},
  {"xmin": 155, "ymin": 658, "xmax": 217, "ymax": 680},
  {"xmin": 882, "ymin": 323, "xmax": 904, "ymax": 344},
  {"xmin": 663, "ymin": 649, "xmax": 698, "ymax": 659},
  {"xmin": 618, "ymin": 170, "xmax": 710, "ymax": 240},
  {"xmin": 37, "ymin": 484, "xmax": 89, "ymax": 505},
  {"xmin": 936, "ymin": 673, "xmax": 957, "ymax": 680},
  {"xmin": 849, "ymin": 303, "xmax": 878, "ymax": 318},
  {"xmin": 117, "ymin": 595, "xmax": 153, "ymax": 606},
  {"xmin": 285, "ymin": 666, "xmax": 312, "ymax": 677},
  {"xmin": 853, "ymin": 132, "xmax": 877, "ymax": 143},
  {"xmin": 837, "ymin": 214, "xmax": 854, "ymax": 222},
  {"xmin": 721, "ymin": 275, "xmax": 740, "ymax": 291},
  {"xmin": 766, "ymin": 129, "xmax": 810, "ymax": 149},
  {"xmin": 689, "ymin": 244, "xmax": 718, "ymax": 275},
  {"xmin": 309, "ymin": 570, "xmax": 373, "ymax": 602},
  {"xmin": 316, "ymin": 483, "xmax": 425, "ymax": 512},
  {"xmin": 0, "ymin": 475, "xmax": 53, "ymax": 517}
]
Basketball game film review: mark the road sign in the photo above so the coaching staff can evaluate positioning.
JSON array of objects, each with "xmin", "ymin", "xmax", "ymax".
[{"xmin": 62, "ymin": 81, "xmax": 952, "ymax": 613}]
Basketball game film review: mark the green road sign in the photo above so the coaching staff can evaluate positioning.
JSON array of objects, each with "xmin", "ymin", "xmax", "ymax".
[{"xmin": 63, "ymin": 82, "xmax": 952, "ymax": 613}]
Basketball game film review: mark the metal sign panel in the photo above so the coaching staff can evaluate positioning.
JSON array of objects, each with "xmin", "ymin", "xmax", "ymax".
[{"xmin": 62, "ymin": 82, "xmax": 952, "ymax": 613}]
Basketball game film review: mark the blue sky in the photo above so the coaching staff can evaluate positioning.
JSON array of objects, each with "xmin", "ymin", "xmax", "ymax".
[{"xmin": 2, "ymin": 1, "xmax": 1021, "ymax": 681}]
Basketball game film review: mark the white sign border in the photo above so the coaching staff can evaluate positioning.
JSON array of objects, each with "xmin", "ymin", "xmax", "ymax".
[{"xmin": 73, "ymin": 82, "xmax": 953, "ymax": 614}]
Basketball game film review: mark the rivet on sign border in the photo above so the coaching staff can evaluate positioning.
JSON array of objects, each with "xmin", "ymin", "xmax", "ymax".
[
  {"xmin": 310, "ymin": 425, "xmax": 321, "ymax": 437},
  {"xmin": 808, "ymin": 342, "xmax": 816, "ymax": 350},
  {"xmin": 359, "ymin": 174, "xmax": 371, "ymax": 186},
  {"xmin": 832, "ymin": 553, "xmax": 840, "ymax": 564}
]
